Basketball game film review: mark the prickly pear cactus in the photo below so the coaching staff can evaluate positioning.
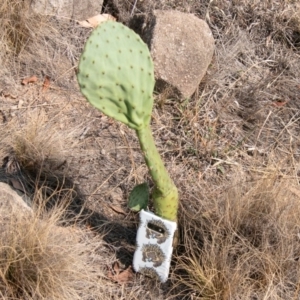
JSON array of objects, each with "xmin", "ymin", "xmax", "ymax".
[
  {"xmin": 77, "ymin": 21, "xmax": 178, "ymax": 222},
  {"xmin": 77, "ymin": 21, "xmax": 155, "ymax": 130}
]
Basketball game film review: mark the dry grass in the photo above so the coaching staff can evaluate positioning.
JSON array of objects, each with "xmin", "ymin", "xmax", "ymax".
[
  {"xmin": 1, "ymin": 0, "xmax": 300, "ymax": 299},
  {"xmin": 0, "ymin": 0, "xmax": 31, "ymax": 57},
  {"xmin": 0, "ymin": 109, "xmax": 76, "ymax": 170},
  {"xmin": 0, "ymin": 112, "xmax": 108, "ymax": 300},
  {"xmin": 170, "ymin": 169, "xmax": 300, "ymax": 299},
  {"xmin": 0, "ymin": 0, "xmax": 89, "ymax": 89},
  {"xmin": 0, "ymin": 195, "xmax": 107, "ymax": 300}
]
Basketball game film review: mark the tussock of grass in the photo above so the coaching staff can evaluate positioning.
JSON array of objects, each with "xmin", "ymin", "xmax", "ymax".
[
  {"xmin": 172, "ymin": 171, "xmax": 300, "ymax": 299},
  {"xmin": 3, "ymin": 109, "xmax": 78, "ymax": 171},
  {"xmin": 0, "ymin": 108, "xmax": 81, "ymax": 207},
  {"xmin": 0, "ymin": 188, "xmax": 110, "ymax": 300},
  {"xmin": 0, "ymin": 0, "xmax": 31, "ymax": 56}
]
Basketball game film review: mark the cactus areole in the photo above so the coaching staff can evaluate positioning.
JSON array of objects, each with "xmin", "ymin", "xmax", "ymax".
[{"xmin": 77, "ymin": 21, "xmax": 178, "ymax": 221}]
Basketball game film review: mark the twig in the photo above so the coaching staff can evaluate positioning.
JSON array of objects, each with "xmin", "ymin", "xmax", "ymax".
[
  {"xmin": 130, "ymin": 0, "xmax": 138, "ymax": 16},
  {"xmin": 255, "ymin": 110, "xmax": 272, "ymax": 147}
]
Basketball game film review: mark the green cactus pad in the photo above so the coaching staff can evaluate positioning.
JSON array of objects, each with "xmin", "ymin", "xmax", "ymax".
[
  {"xmin": 77, "ymin": 21, "xmax": 155, "ymax": 130},
  {"xmin": 128, "ymin": 183, "xmax": 149, "ymax": 212}
]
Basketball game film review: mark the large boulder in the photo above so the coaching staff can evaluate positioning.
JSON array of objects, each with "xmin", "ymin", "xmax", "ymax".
[
  {"xmin": 30, "ymin": 0, "xmax": 104, "ymax": 20},
  {"xmin": 131, "ymin": 10, "xmax": 215, "ymax": 98}
]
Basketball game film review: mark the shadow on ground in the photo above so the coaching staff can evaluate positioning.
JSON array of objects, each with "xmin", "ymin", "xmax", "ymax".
[{"xmin": 0, "ymin": 155, "xmax": 137, "ymax": 266}]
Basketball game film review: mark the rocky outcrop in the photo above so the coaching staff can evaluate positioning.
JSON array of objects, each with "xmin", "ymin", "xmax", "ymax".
[
  {"xmin": 131, "ymin": 10, "xmax": 215, "ymax": 98},
  {"xmin": 30, "ymin": 0, "xmax": 104, "ymax": 20}
]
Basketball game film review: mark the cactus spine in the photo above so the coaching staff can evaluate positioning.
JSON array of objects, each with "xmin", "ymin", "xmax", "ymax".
[{"xmin": 77, "ymin": 21, "xmax": 178, "ymax": 221}]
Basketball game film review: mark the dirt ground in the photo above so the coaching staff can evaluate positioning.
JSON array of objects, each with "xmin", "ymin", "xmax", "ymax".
[{"xmin": 1, "ymin": 0, "xmax": 300, "ymax": 299}]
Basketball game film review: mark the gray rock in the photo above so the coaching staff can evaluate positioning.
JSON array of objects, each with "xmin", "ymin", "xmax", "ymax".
[
  {"xmin": 0, "ymin": 182, "xmax": 32, "ymax": 236},
  {"xmin": 30, "ymin": 0, "xmax": 104, "ymax": 20},
  {"xmin": 0, "ymin": 182, "xmax": 81, "ymax": 243},
  {"xmin": 0, "ymin": 182, "xmax": 32, "ymax": 217},
  {"xmin": 131, "ymin": 10, "xmax": 215, "ymax": 98}
]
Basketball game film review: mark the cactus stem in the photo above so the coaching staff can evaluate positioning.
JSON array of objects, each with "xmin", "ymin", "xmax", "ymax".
[{"xmin": 136, "ymin": 125, "xmax": 178, "ymax": 222}]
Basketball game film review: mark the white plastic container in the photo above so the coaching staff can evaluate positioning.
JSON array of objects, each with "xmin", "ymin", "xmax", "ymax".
[{"xmin": 133, "ymin": 209, "xmax": 177, "ymax": 282}]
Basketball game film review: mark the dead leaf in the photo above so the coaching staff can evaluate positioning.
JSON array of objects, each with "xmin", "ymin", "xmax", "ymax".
[
  {"xmin": 21, "ymin": 76, "xmax": 38, "ymax": 85},
  {"xmin": 107, "ymin": 262, "xmax": 134, "ymax": 284},
  {"xmin": 78, "ymin": 14, "xmax": 116, "ymax": 28},
  {"xmin": 272, "ymin": 101, "xmax": 288, "ymax": 107},
  {"xmin": 109, "ymin": 205, "xmax": 126, "ymax": 215},
  {"xmin": 42, "ymin": 76, "xmax": 50, "ymax": 92}
]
